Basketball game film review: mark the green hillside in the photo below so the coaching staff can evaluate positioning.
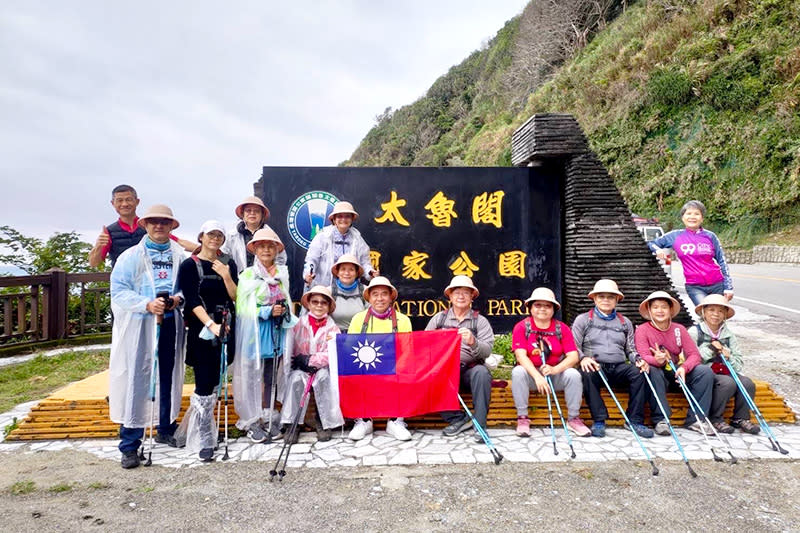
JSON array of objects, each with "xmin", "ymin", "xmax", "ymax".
[{"xmin": 345, "ymin": 0, "xmax": 800, "ymax": 246}]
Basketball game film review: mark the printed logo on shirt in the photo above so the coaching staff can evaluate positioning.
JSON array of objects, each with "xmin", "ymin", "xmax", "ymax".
[
  {"xmin": 680, "ymin": 243, "xmax": 696, "ymax": 254},
  {"xmin": 287, "ymin": 191, "xmax": 339, "ymax": 249}
]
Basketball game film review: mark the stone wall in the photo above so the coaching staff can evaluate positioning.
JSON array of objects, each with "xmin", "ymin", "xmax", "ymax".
[{"xmin": 726, "ymin": 246, "xmax": 800, "ymax": 264}]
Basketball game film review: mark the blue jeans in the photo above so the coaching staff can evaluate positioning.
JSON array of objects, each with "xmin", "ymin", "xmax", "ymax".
[
  {"xmin": 119, "ymin": 426, "xmax": 144, "ymax": 453},
  {"xmin": 685, "ymin": 282, "xmax": 724, "ymax": 306}
]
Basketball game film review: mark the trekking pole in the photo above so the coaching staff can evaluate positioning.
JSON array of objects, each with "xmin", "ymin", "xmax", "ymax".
[
  {"xmin": 266, "ymin": 303, "xmax": 285, "ymax": 444},
  {"xmin": 215, "ymin": 308, "xmax": 230, "ymax": 461},
  {"xmin": 545, "ymin": 376, "xmax": 577, "ymax": 459},
  {"xmin": 673, "ymin": 371, "xmax": 737, "ymax": 464},
  {"xmin": 538, "ymin": 339, "xmax": 575, "ymax": 458},
  {"xmin": 543, "ymin": 382, "xmax": 558, "ymax": 455},
  {"xmin": 457, "ymin": 394, "xmax": 503, "ymax": 465},
  {"xmin": 215, "ymin": 310, "xmax": 227, "ymax": 446},
  {"xmin": 270, "ymin": 372, "xmax": 315, "ymax": 481},
  {"xmin": 642, "ymin": 370, "xmax": 697, "ymax": 477},
  {"xmin": 596, "ymin": 367, "xmax": 658, "ymax": 476},
  {"xmin": 142, "ymin": 316, "xmax": 163, "ymax": 467},
  {"xmin": 720, "ymin": 356, "xmax": 788, "ymax": 455}
]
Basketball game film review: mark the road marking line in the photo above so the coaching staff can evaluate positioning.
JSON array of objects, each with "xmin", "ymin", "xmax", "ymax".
[
  {"xmin": 733, "ymin": 296, "xmax": 800, "ymax": 315},
  {"xmin": 733, "ymin": 273, "xmax": 800, "ymax": 284}
]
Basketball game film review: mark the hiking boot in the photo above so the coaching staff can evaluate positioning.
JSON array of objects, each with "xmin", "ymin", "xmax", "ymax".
[
  {"xmin": 732, "ymin": 418, "xmax": 760, "ymax": 435},
  {"xmin": 348, "ymin": 418, "xmax": 373, "ymax": 441},
  {"xmin": 121, "ymin": 450, "xmax": 140, "ymax": 469},
  {"xmin": 247, "ymin": 424, "xmax": 267, "ymax": 443},
  {"xmin": 626, "ymin": 422, "xmax": 654, "ymax": 439},
  {"xmin": 155, "ymin": 433, "xmax": 178, "ymax": 448},
  {"xmin": 316, "ymin": 426, "xmax": 332, "ymax": 442},
  {"xmin": 712, "ymin": 420, "xmax": 734, "ymax": 434},
  {"xmin": 654, "ymin": 421, "xmax": 670, "ymax": 436},
  {"xmin": 199, "ymin": 448, "xmax": 214, "ymax": 462},
  {"xmin": 683, "ymin": 420, "xmax": 704, "ymax": 434},
  {"xmin": 590, "ymin": 421, "xmax": 606, "ymax": 438},
  {"xmin": 567, "ymin": 417, "xmax": 591, "ymax": 437},
  {"xmin": 516, "ymin": 416, "xmax": 531, "ymax": 438},
  {"xmin": 386, "ymin": 418, "xmax": 412, "ymax": 441},
  {"xmin": 442, "ymin": 417, "xmax": 472, "ymax": 437}
]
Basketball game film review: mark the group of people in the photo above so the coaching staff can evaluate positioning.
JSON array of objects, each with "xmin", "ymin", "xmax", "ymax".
[{"xmin": 102, "ymin": 188, "xmax": 754, "ymax": 470}]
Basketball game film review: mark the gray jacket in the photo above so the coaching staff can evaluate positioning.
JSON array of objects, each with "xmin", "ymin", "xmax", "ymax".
[
  {"xmin": 571, "ymin": 310, "xmax": 640, "ymax": 364},
  {"xmin": 425, "ymin": 308, "xmax": 494, "ymax": 366}
]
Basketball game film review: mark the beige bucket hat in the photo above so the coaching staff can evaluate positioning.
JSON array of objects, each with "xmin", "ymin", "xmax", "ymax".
[
  {"xmin": 331, "ymin": 253, "xmax": 364, "ymax": 278},
  {"xmin": 328, "ymin": 201, "xmax": 359, "ymax": 222},
  {"xmin": 301, "ymin": 285, "xmax": 336, "ymax": 313},
  {"xmin": 524, "ymin": 287, "xmax": 560, "ymax": 310},
  {"xmin": 444, "ymin": 275, "xmax": 479, "ymax": 299},
  {"xmin": 587, "ymin": 279, "xmax": 624, "ymax": 301},
  {"xmin": 639, "ymin": 291, "xmax": 681, "ymax": 320},
  {"xmin": 363, "ymin": 276, "xmax": 398, "ymax": 302},
  {"xmin": 246, "ymin": 227, "xmax": 285, "ymax": 253},
  {"xmin": 138, "ymin": 204, "xmax": 180, "ymax": 230},
  {"xmin": 694, "ymin": 294, "xmax": 735, "ymax": 319},
  {"xmin": 235, "ymin": 196, "xmax": 270, "ymax": 221}
]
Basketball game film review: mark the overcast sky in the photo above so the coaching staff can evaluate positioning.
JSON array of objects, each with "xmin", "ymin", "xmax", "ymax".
[{"xmin": 0, "ymin": 1, "xmax": 527, "ymax": 248}]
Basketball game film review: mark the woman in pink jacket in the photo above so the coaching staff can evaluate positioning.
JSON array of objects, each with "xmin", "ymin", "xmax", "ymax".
[{"xmin": 634, "ymin": 291, "xmax": 713, "ymax": 436}]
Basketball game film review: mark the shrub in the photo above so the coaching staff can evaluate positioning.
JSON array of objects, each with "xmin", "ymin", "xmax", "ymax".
[
  {"xmin": 493, "ymin": 333, "xmax": 515, "ymax": 365},
  {"xmin": 647, "ymin": 67, "xmax": 693, "ymax": 107}
]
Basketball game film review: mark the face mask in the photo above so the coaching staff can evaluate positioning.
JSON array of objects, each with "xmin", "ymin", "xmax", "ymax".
[{"xmin": 199, "ymin": 326, "xmax": 215, "ymax": 341}]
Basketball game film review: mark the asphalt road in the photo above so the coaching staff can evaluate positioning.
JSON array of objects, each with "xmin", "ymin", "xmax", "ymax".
[{"xmin": 670, "ymin": 261, "xmax": 800, "ymax": 322}]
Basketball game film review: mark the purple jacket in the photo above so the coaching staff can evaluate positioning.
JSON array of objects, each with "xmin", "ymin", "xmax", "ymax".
[{"xmin": 648, "ymin": 228, "xmax": 732, "ymax": 290}]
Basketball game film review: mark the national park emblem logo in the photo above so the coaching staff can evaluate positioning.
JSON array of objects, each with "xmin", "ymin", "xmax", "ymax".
[{"xmin": 287, "ymin": 191, "xmax": 339, "ymax": 249}]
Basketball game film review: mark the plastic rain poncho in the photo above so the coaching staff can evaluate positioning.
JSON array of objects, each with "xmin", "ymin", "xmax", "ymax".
[
  {"xmin": 174, "ymin": 393, "xmax": 217, "ymax": 452},
  {"xmin": 302, "ymin": 225, "xmax": 373, "ymax": 289},
  {"xmin": 232, "ymin": 263, "xmax": 297, "ymax": 429},
  {"xmin": 282, "ymin": 315, "xmax": 344, "ymax": 429},
  {"xmin": 108, "ymin": 239, "xmax": 186, "ymax": 428},
  {"xmin": 222, "ymin": 222, "xmax": 287, "ymax": 274}
]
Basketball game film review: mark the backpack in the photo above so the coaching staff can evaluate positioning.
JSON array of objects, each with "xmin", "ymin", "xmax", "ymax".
[{"xmin": 434, "ymin": 309, "xmax": 479, "ymax": 337}]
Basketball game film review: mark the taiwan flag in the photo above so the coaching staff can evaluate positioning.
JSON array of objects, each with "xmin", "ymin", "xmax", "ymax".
[{"xmin": 328, "ymin": 330, "xmax": 461, "ymax": 419}]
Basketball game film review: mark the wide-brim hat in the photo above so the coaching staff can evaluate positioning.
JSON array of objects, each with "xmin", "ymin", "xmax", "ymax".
[
  {"xmin": 524, "ymin": 287, "xmax": 560, "ymax": 310},
  {"xmin": 138, "ymin": 204, "xmax": 180, "ymax": 230},
  {"xmin": 444, "ymin": 275, "xmax": 479, "ymax": 299},
  {"xmin": 588, "ymin": 279, "xmax": 624, "ymax": 301},
  {"xmin": 363, "ymin": 276, "xmax": 398, "ymax": 302},
  {"xmin": 301, "ymin": 285, "xmax": 336, "ymax": 314},
  {"xmin": 328, "ymin": 201, "xmax": 359, "ymax": 222},
  {"xmin": 246, "ymin": 227, "xmax": 284, "ymax": 253},
  {"xmin": 695, "ymin": 294, "xmax": 735, "ymax": 319},
  {"xmin": 235, "ymin": 196, "xmax": 270, "ymax": 221},
  {"xmin": 197, "ymin": 220, "xmax": 226, "ymax": 243},
  {"xmin": 639, "ymin": 291, "xmax": 681, "ymax": 320},
  {"xmin": 331, "ymin": 253, "xmax": 364, "ymax": 278}
]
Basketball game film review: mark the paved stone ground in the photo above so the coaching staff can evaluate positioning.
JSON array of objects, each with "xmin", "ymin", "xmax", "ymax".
[{"xmin": 2, "ymin": 423, "xmax": 798, "ymax": 470}]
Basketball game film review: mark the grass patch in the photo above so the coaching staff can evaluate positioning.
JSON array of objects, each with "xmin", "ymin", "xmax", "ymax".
[
  {"xmin": 140, "ymin": 486, "xmax": 155, "ymax": 493},
  {"xmin": 87, "ymin": 481, "xmax": 110, "ymax": 490},
  {"xmin": 49, "ymin": 483, "xmax": 73, "ymax": 493},
  {"xmin": 9, "ymin": 480, "xmax": 36, "ymax": 495},
  {"xmin": 0, "ymin": 350, "xmax": 110, "ymax": 412},
  {"xmin": 3, "ymin": 417, "xmax": 18, "ymax": 438}
]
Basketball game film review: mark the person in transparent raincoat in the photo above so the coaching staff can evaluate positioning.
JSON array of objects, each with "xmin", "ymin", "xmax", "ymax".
[
  {"xmin": 109, "ymin": 204, "xmax": 186, "ymax": 469},
  {"xmin": 232, "ymin": 227, "xmax": 297, "ymax": 443},
  {"xmin": 281, "ymin": 285, "xmax": 344, "ymax": 443}
]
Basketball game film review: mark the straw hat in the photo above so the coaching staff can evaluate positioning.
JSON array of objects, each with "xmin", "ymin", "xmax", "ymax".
[
  {"xmin": 328, "ymin": 201, "xmax": 359, "ymax": 222},
  {"xmin": 587, "ymin": 279, "xmax": 624, "ymax": 301},
  {"xmin": 443, "ymin": 275, "xmax": 479, "ymax": 299},
  {"xmin": 331, "ymin": 253, "xmax": 364, "ymax": 278},
  {"xmin": 235, "ymin": 196, "xmax": 270, "ymax": 221},
  {"xmin": 524, "ymin": 287, "xmax": 560, "ymax": 310},
  {"xmin": 138, "ymin": 204, "xmax": 180, "ymax": 230},
  {"xmin": 363, "ymin": 276, "xmax": 398, "ymax": 302},
  {"xmin": 301, "ymin": 285, "xmax": 336, "ymax": 314},
  {"xmin": 246, "ymin": 227, "xmax": 284, "ymax": 253},
  {"xmin": 638, "ymin": 291, "xmax": 681, "ymax": 320},
  {"xmin": 694, "ymin": 294, "xmax": 735, "ymax": 319}
]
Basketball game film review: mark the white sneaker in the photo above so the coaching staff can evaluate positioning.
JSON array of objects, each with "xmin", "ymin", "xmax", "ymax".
[
  {"xmin": 386, "ymin": 418, "xmax": 412, "ymax": 441},
  {"xmin": 348, "ymin": 418, "xmax": 373, "ymax": 440}
]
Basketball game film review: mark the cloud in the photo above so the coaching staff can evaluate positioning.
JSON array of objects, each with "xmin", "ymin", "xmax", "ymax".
[{"xmin": 0, "ymin": 0, "xmax": 527, "ymax": 244}]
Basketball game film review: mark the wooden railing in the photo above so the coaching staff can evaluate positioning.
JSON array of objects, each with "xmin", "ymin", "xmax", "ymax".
[{"xmin": 0, "ymin": 269, "xmax": 110, "ymax": 348}]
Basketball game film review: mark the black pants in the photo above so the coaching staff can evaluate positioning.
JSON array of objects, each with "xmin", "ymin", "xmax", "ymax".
[
  {"xmin": 442, "ymin": 364, "xmax": 492, "ymax": 429},
  {"xmin": 581, "ymin": 362, "xmax": 647, "ymax": 424},
  {"xmin": 156, "ymin": 316, "xmax": 178, "ymax": 436}
]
